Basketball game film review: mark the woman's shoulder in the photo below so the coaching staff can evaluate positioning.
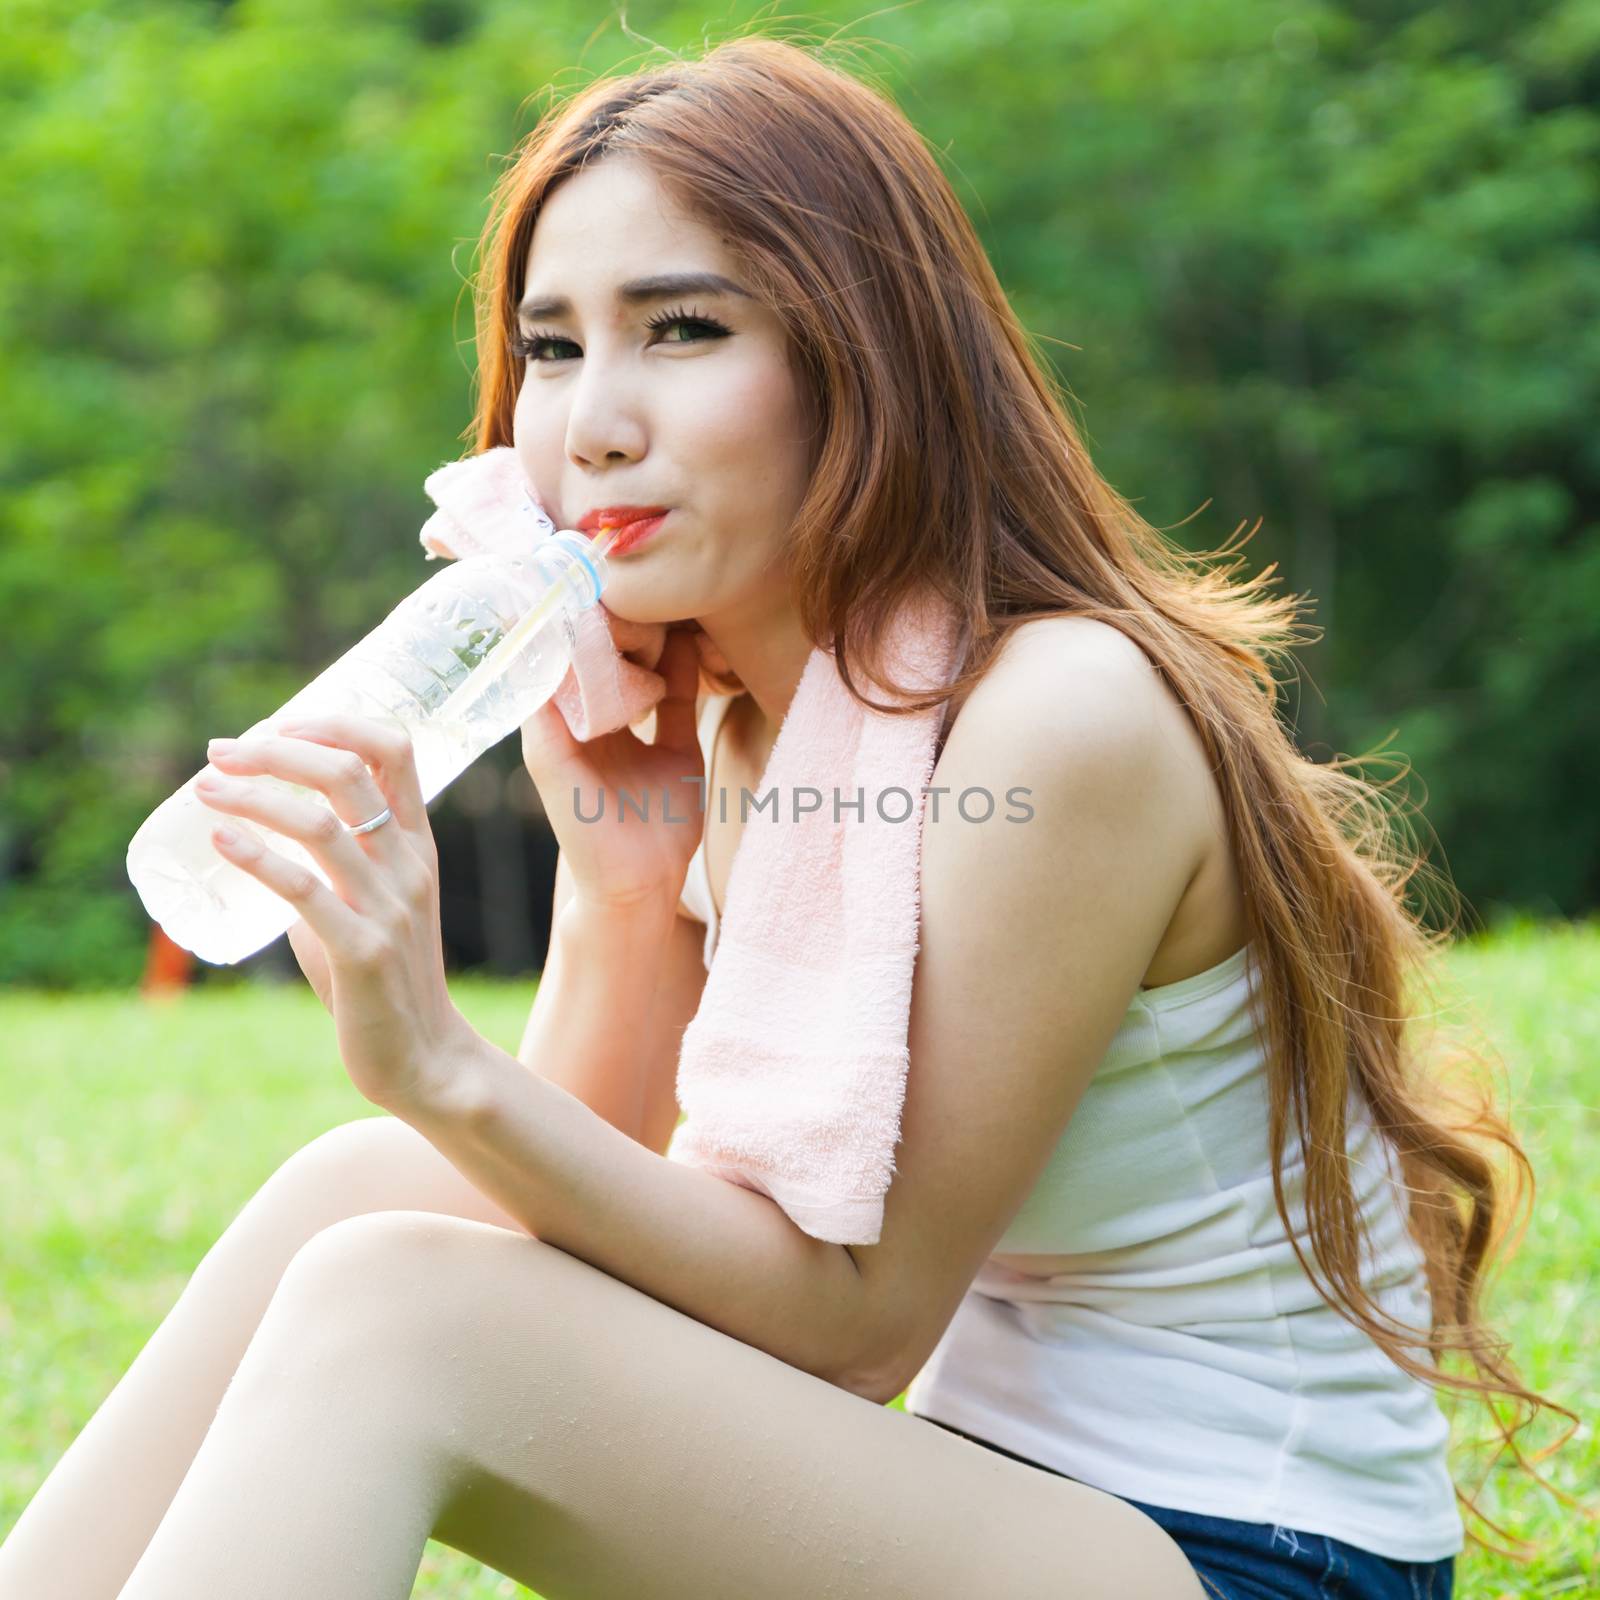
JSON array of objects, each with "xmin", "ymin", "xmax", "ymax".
[
  {"xmin": 998, "ymin": 612, "xmax": 1156, "ymax": 677},
  {"xmin": 949, "ymin": 613, "xmax": 1169, "ymax": 738},
  {"xmin": 950, "ymin": 615, "xmax": 1245, "ymax": 973},
  {"xmin": 941, "ymin": 612, "xmax": 1215, "ymax": 869}
]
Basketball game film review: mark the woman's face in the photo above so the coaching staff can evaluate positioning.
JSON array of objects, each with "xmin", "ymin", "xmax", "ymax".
[{"xmin": 513, "ymin": 156, "xmax": 815, "ymax": 626}]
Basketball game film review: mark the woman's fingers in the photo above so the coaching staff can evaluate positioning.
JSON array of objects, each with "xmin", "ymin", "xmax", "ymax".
[
  {"xmin": 269, "ymin": 715, "xmax": 430, "ymax": 840},
  {"xmin": 197, "ymin": 719, "xmax": 434, "ymax": 912},
  {"xmin": 203, "ymin": 809, "xmax": 374, "ymax": 954},
  {"xmin": 520, "ymin": 693, "xmax": 582, "ymax": 777},
  {"xmin": 651, "ymin": 627, "xmax": 705, "ymax": 756},
  {"xmin": 194, "ymin": 766, "xmax": 394, "ymax": 913},
  {"xmin": 286, "ymin": 915, "xmax": 334, "ymax": 1009}
]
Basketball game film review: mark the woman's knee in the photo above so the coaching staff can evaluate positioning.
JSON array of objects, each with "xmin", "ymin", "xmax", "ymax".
[
  {"xmin": 194, "ymin": 1116, "xmax": 523, "ymax": 1302},
  {"xmin": 236, "ymin": 1211, "xmax": 559, "ymax": 1409},
  {"xmin": 209, "ymin": 1211, "xmax": 482, "ymax": 1452},
  {"xmin": 282, "ymin": 1115, "xmax": 447, "ymax": 1207},
  {"xmin": 267, "ymin": 1115, "xmax": 524, "ymax": 1236}
]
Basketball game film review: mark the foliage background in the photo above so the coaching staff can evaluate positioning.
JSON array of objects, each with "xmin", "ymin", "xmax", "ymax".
[{"xmin": 3, "ymin": 0, "xmax": 1596, "ymax": 987}]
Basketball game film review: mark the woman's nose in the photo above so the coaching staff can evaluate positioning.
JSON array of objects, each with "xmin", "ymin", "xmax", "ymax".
[{"xmin": 563, "ymin": 360, "xmax": 648, "ymax": 468}]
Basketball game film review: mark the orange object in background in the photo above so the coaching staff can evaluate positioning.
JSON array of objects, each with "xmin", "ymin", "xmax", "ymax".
[{"xmin": 140, "ymin": 923, "xmax": 193, "ymax": 999}]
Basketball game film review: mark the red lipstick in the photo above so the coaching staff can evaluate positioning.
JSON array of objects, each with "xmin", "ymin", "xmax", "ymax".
[
  {"xmin": 576, "ymin": 505, "xmax": 668, "ymax": 550},
  {"xmin": 603, "ymin": 514, "xmax": 667, "ymax": 555},
  {"xmin": 575, "ymin": 504, "xmax": 670, "ymax": 556}
]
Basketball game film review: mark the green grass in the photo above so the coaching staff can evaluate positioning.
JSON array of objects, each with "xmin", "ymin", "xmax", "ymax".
[{"xmin": 1, "ymin": 920, "xmax": 1595, "ymax": 1597}]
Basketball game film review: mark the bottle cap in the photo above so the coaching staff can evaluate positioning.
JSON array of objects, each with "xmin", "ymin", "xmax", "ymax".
[{"xmin": 549, "ymin": 529, "xmax": 606, "ymax": 605}]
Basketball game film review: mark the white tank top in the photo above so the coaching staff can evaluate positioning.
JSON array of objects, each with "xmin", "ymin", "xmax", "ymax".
[{"xmin": 673, "ymin": 692, "xmax": 1463, "ymax": 1562}]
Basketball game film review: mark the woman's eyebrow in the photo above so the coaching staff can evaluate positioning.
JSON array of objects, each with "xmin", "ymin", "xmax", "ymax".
[{"xmin": 516, "ymin": 271, "xmax": 753, "ymax": 321}]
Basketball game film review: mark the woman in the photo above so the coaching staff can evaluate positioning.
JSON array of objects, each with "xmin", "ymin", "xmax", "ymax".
[{"xmin": 0, "ymin": 37, "xmax": 1566, "ymax": 1600}]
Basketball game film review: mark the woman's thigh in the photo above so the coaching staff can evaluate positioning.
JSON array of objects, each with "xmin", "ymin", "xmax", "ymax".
[
  {"xmin": 241, "ymin": 1208, "xmax": 1208, "ymax": 1600},
  {"xmin": 0, "ymin": 1119, "xmax": 529, "ymax": 1600}
]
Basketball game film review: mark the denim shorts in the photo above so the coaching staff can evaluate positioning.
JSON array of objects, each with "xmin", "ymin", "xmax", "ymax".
[{"xmin": 924, "ymin": 1418, "xmax": 1455, "ymax": 1600}]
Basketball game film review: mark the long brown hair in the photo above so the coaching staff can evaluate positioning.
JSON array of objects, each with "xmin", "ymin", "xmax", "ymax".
[{"xmin": 462, "ymin": 33, "xmax": 1580, "ymax": 1553}]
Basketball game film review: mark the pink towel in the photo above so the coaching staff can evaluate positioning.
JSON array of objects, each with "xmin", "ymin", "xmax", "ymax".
[{"xmin": 421, "ymin": 449, "xmax": 963, "ymax": 1245}]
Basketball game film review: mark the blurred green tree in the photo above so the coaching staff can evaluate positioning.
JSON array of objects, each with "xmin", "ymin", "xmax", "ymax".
[{"xmin": 2, "ymin": 0, "xmax": 1594, "ymax": 986}]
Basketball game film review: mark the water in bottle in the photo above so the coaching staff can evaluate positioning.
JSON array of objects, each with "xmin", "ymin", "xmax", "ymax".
[{"xmin": 127, "ymin": 529, "xmax": 610, "ymax": 966}]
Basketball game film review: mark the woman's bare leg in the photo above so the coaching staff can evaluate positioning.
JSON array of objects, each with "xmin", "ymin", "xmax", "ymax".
[
  {"xmin": 114, "ymin": 1209, "xmax": 1207, "ymax": 1600},
  {"xmin": 0, "ymin": 1116, "xmax": 526, "ymax": 1600}
]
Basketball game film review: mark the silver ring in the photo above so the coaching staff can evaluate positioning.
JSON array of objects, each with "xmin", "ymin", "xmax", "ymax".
[{"xmin": 345, "ymin": 805, "xmax": 393, "ymax": 837}]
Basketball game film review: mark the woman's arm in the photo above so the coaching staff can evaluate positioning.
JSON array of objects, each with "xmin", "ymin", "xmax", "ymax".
[
  {"xmin": 407, "ymin": 887, "xmax": 879, "ymax": 1393},
  {"xmin": 514, "ymin": 685, "xmax": 711, "ymax": 1149},
  {"xmin": 515, "ymin": 847, "xmax": 701, "ymax": 1149}
]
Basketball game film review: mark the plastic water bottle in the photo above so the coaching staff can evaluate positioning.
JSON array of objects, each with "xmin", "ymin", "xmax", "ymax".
[{"xmin": 127, "ymin": 529, "xmax": 609, "ymax": 966}]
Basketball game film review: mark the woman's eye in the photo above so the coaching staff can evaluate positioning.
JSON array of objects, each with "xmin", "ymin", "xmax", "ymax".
[
  {"xmin": 647, "ymin": 313, "xmax": 731, "ymax": 345},
  {"xmin": 509, "ymin": 312, "xmax": 731, "ymax": 365},
  {"xmin": 510, "ymin": 330, "xmax": 578, "ymax": 363}
]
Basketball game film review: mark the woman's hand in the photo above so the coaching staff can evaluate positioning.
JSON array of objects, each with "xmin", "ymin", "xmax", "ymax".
[
  {"xmin": 519, "ymin": 623, "xmax": 706, "ymax": 911},
  {"xmin": 194, "ymin": 715, "xmax": 474, "ymax": 1115},
  {"xmin": 285, "ymin": 914, "xmax": 333, "ymax": 1010}
]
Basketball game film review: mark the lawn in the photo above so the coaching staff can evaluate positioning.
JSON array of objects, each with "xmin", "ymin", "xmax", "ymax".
[{"xmin": 1, "ymin": 919, "xmax": 1594, "ymax": 1597}]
